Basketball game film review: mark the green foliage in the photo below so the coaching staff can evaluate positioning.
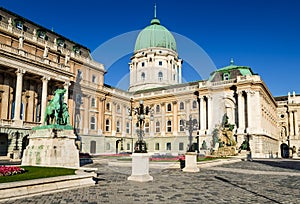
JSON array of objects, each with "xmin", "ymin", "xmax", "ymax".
[
  {"xmin": 240, "ymin": 140, "xmax": 250, "ymax": 151},
  {"xmin": 0, "ymin": 166, "xmax": 76, "ymax": 183},
  {"xmin": 197, "ymin": 156, "xmax": 228, "ymax": 162}
]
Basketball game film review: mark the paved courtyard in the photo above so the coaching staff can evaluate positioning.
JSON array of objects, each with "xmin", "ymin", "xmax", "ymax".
[{"xmin": 2, "ymin": 159, "xmax": 300, "ymax": 204}]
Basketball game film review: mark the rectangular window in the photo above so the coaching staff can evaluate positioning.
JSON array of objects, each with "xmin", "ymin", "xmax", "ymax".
[
  {"xmin": 91, "ymin": 98, "xmax": 96, "ymax": 108},
  {"xmin": 126, "ymin": 122, "xmax": 130, "ymax": 134},
  {"xmin": 179, "ymin": 142, "xmax": 184, "ymax": 151},
  {"xmin": 179, "ymin": 120, "xmax": 185, "ymax": 132},
  {"xmin": 159, "ymin": 61, "xmax": 162, "ymax": 66},
  {"xmin": 116, "ymin": 121, "xmax": 121, "ymax": 133},
  {"xmin": 92, "ymin": 75, "xmax": 97, "ymax": 83},
  {"xmin": 155, "ymin": 143, "xmax": 160, "ymax": 151},
  {"xmin": 166, "ymin": 142, "xmax": 171, "ymax": 150},
  {"xmin": 127, "ymin": 143, "xmax": 130, "ymax": 151}
]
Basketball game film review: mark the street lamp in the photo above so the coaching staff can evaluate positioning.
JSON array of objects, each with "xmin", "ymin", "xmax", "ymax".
[
  {"xmin": 183, "ymin": 115, "xmax": 198, "ymax": 152},
  {"xmin": 13, "ymin": 131, "xmax": 20, "ymax": 150},
  {"xmin": 128, "ymin": 100, "xmax": 153, "ymax": 153}
]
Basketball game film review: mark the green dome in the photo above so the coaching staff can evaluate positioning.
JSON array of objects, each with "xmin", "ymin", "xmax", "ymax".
[{"xmin": 134, "ymin": 18, "xmax": 177, "ymax": 52}]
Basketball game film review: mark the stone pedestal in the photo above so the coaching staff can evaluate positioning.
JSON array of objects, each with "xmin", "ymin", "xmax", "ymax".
[
  {"xmin": 22, "ymin": 128, "xmax": 79, "ymax": 168},
  {"xmin": 128, "ymin": 153, "xmax": 153, "ymax": 182},
  {"xmin": 183, "ymin": 152, "xmax": 199, "ymax": 172}
]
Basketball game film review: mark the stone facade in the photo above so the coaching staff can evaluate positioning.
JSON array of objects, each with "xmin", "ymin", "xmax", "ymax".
[{"xmin": 0, "ymin": 7, "xmax": 298, "ymax": 159}]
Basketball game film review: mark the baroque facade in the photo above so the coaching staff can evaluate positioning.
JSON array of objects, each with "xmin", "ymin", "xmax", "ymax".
[{"xmin": 0, "ymin": 7, "xmax": 298, "ymax": 159}]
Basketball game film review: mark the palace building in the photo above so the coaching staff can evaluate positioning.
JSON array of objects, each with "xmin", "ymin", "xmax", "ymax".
[{"xmin": 0, "ymin": 7, "xmax": 299, "ymax": 159}]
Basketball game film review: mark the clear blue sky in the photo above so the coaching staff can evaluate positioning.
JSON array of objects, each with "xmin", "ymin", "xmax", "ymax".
[{"xmin": 2, "ymin": 0, "xmax": 300, "ymax": 96}]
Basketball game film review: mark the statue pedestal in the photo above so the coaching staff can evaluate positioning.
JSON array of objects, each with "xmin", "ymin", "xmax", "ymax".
[
  {"xmin": 183, "ymin": 152, "xmax": 199, "ymax": 172},
  {"xmin": 22, "ymin": 128, "xmax": 79, "ymax": 168},
  {"xmin": 128, "ymin": 153, "xmax": 153, "ymax": 182}
]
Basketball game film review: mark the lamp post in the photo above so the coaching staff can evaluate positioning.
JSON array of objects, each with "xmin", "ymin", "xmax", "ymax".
[
  {"xmin": 127, "ymin": 100, "xmax": 154, "ymax": 182},
  {"xmin": 128, "ymin": 100, "xmax": 153, "ymax": 153},
  {"xmin": 183, "ymin": 115, "xmax": 198, "ymax": 152},
  {"xmin": 13, "ymin": 131, "xmax": 20, "ymax": 150}
]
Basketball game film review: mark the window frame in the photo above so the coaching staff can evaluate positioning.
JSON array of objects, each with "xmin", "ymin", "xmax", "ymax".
[
  {"xmin": 155, "ymin": 121, "xmax": 160, "ymax": 133},
  {"xmin": 105, "ymin": 119, "xmax": 110, "ymax": 132},
  {"xmin": 167, "ymin": 120, "xmax": 172, "ymax": 132},
  {"xmin": 90, "ymin": 116, "xmax": 96, "ymax": 130}
]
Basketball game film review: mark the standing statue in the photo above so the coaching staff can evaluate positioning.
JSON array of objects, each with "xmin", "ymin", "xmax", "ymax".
[{"xmin": 44, "ymin": 89, "xmax": 69, "ymax": 125}]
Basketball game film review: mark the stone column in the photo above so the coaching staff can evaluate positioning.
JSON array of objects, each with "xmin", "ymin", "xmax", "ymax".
[
  {"xmin": 111, "ymin": 102, "xmax": 116, "ymax": 136},
  {"xmin": 207, "ymin": 96, "xmax": 212, "ymax": 131},
  {"xmin": 289, "ymin": 111, "xmax": 294, "ymax": 136},
  {"xmin": 98, "ymin": 97, "xmax": 105, "ymax": 134},
  {"xmin": 294, "ymin": 111, "xmax": 299, "ymax": 136},
  {"xmin": 13, "ymin": 69, "xmax": 25, "ymax": 121},
  {"xmin": 122, "ymin": 105, "xmax": 126, "ymax": 136},
  {"xmin": 63, "ymin": 82, "xmax": 70, "ymax": 104},
  {"xmin": 83, "ymin": 95, "xmax": 89, "ymax": 135},
  {"xmin": 246, "ymin": 90, "xmax": 253, "ymax": 132},
  {"xmin": 40, "ymin": 76, "xmax": 49, "ymax": 123},
  {"xmin": 237, "ymin": 91, "xmax": 245, "ymax": 133},
  {"xmin": 161, "ymin": 103, "xmax": 165, "ymax": 136},
  {"xmin": 173, "ymin": 101, "xmax": 178, "ymax": 135},
  {"xmin": 200, "ymin": 97, "xmax": 205, "ymax": 131}
]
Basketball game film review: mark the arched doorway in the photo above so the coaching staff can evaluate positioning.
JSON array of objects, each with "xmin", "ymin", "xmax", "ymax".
[
  {"xmin": 0, "ymin": 133, "xmax": 8, "ymax": 156},
  {"xmin": 280, "ymin": 143, "xmax": 289, "ymax": 158}
]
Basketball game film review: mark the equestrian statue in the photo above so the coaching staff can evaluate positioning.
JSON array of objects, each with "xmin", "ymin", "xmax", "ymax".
[{"xmin": 44, "ymin": 88, "xmax": 70, "ymax": 126}]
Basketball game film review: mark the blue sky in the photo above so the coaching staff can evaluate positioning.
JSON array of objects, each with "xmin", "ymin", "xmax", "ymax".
[{"xmin": 1, "ymin": 0, "xmax": 300, "ymax": 96}]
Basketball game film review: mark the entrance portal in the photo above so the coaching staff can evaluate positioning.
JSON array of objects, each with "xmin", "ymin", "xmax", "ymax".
[{"xmin": 280, "ymin": 143, "xmax": 289, "ymax": 158}]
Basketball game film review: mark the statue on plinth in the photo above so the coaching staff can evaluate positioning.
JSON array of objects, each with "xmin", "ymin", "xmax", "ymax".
[
  {"xmin": 22, "ymin": 88, "xmax": 79, "ymax": 168},
  {"xmin": 212, "ymin": 113, "xmax": 237, "ymax": 156}
]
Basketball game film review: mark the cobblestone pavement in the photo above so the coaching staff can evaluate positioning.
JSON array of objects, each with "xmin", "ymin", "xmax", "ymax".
[{"xmin": 3, "ymin": 159, "xmax": 300, "ymax": 204}]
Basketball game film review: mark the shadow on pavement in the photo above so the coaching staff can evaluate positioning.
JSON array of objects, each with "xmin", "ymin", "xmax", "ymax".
[{"xmin": 253, "ymin": 159, "xmax": 300, "ymax": 171}]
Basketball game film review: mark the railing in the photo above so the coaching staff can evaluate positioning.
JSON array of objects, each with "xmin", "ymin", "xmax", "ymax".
[
  {"xmin": 211, "ymin": 79, "xmax": 236, "ymax": 86},
  {"xmin": 23, "ymin": 121, "xmax": 41, "ymax": 128},
  {"xmin": 0, "ymin": 119, "xmax": 13, "ymax": 126}
]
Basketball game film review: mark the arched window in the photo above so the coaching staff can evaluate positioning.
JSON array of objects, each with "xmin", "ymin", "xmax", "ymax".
[
  {"xmin": 155, "ymin": 121, "xmax": 160, "ymax": 133},
  {"xmin": 179, "ymin": 102, "xmax": 184, "ymax": 110},
  {"xmin": 156, "ymin": 105, "xmax": 160, "ymax": 113},
  {"xmin": 145, "ymin": 122, "xmax": 150, "ymax": 133},
  {"xmin": 167, "ymin": 103, "xmax": 172, "ymax": 112},
  {"xmin": 90, "ymin": 116, "xmax": 96, "ymax": 130},
  {"xmin": 167, "ymin": 120, "xmax": 172, "ymax": 132},
  {"xmin": 116, "ymin": 120, "xmax": 121, "ymax": 133},
  {"xmin": 192, "ymin": 100, "xmax": 197, "ymax": 109},
  {"xmin": 105, "ymin": 119, "xmax": 110, "ymax": 132},
  {"xmin": 179, "ymin": 119, "xmax": 185, "ymax": 132},
  {"xmin": 223, "ymin": 73, "xmax": 230, "ymax": 80},
  {"xmin": 158, "ymin": 72, "xmax": 163, "ymax": 81},
  {"xmin": 141, "ymin": 72, "xmax": 145, "ymax": 81}
]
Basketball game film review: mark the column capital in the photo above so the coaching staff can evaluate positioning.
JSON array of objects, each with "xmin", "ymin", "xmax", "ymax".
[
  {"xmin": 245, "ymin": 89, "xmax": 255, "ymax": 95},
  {"xmin": 16, "ymin": 68, "xmax": 26, "ymax": 75},
  {"xmin": 64, "ymin": 81, "xmax": 71, "ymax": 87},
  {"xmin": 42, "ymin": 76, "xmax": 51, "ymax": 82}
]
